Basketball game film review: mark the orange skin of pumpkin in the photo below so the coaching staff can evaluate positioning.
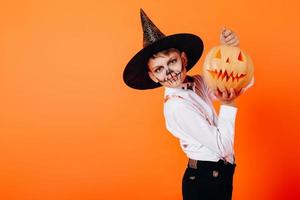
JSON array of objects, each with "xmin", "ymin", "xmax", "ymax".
[{"xmin": 202, "ymin": 45, "xmax": 254, "ymax": 106}]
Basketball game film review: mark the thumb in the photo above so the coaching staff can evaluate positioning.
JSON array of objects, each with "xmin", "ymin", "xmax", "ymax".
[
  {"xmin": 221, "ymin": 26, "xmax": 227, "ymax": 36},
  {"xmin": 220, "ymin": 27, "xmax": 226, "ymax": 43},
  {"xmin": 238, "ymin": 87, "xmax": 246, "ymax": 95}
]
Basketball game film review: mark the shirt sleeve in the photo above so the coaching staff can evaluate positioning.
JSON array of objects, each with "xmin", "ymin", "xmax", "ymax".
[{"xmin": 164, "ymin": 98, "xmax": 237, "ymax": 158}]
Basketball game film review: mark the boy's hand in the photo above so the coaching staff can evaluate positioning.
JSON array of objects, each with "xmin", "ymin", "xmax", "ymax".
[
  {"xmin": 220, "ymin": 27, "xmax": 239, "ymax": 47},
  {"xmin": 214, "ymin": 88, "xmax": 243, "ymax": 107}
]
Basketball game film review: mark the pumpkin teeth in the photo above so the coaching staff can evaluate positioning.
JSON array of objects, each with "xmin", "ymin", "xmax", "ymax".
[
  {"xmin": 221, "ymin": 70, "xmax": 228, "ymax": 81},
  {"xmin": 228, "ymin": 71, "xmax": 234, "ymax": 82},
  {"xmin": 237, "ymin": 73, "xmax": 246, "ymax": 82},
  {"xmin": 207, "ymin": 69, "xmax": 246, "ymax": 82},
  {"xmin": 217, "ymin": 69, "xmax": 223, "ymax": 79}
]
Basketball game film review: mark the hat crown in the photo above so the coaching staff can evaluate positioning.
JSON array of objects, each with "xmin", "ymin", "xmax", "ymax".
[{"xmin": 140, "ymin": 9, "xmax": 165, "ymax": 47}]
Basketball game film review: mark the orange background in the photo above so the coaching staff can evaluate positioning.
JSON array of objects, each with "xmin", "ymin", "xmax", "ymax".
[{"xmin": 0, "ymin": 0, "xmax": 300, "ymax": 199}]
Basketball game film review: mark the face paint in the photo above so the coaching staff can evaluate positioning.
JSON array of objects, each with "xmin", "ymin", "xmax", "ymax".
[
  {"xmin": 148, "ymin": 49, "xmax": 188, "ymax": 88},
  {"xmin": 158, "ymin": 68, "xmax": 182, "ymax": 84}
]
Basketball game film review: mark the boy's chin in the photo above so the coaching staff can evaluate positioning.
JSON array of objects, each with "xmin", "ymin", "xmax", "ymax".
[{"xmin": 163, "ymin": 80, "xmax": 183, "ymax": 88}]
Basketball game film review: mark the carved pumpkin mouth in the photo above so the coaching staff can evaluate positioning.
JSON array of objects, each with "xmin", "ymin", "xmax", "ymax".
[{"xmin": 207, "ymin": 69, "xmax": 246, "ymax": 82}]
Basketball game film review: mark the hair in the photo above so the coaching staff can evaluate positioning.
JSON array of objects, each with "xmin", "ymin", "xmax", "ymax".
[
  {"xmin": 147, "ymin": 48, "xmax": 181, "ymax": 72},
  {"xmin": 150, "ymin": 48, "xmax": 181, "ymax": 59}
]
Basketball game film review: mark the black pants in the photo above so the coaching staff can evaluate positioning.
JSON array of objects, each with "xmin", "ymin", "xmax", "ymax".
[{"xmin": 182, "ymin": 159, "xmax": 236, "ymax": 200}]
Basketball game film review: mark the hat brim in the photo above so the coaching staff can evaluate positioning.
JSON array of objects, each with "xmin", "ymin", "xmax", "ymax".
[{"xmin": 123, "ymin": 33, "xmax": 204, "ymax": 90}]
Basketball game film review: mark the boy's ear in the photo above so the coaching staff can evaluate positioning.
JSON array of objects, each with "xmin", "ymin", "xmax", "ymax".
[
  {"xmin": 148, "ymin": 71, "xmax": 159, "ymax": 83},
  {"xmin": 181, "ymin": 51, "xmax": 188, "ymax": 67}
]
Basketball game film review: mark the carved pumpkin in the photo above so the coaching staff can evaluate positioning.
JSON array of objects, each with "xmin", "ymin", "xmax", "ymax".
[{"xmin": 202, "ymin": 45, "xmax": 254, "ymax": 93}]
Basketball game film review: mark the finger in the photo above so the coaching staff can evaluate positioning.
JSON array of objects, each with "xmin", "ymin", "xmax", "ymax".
[
  {"xmin": 220, "ymin": 32, "xmax": 226, "ymax": 44},
  {"xmin": 232, "ymin": 40, "xmax": 240, "ymax": 47},
  {"xmin": 226, "ymin": 33, "xmax": 237, "ymax": 41},
  {"xmin": 229, "ymin": 88, "xmax": 234, "ymax": 99},
  {"xmin": 226, "ymin": 39, "xmax": 239, "ymax": 46},
  {"xmin": 223, "ymin": 28, "xmax": 232, "ymax": 37},
  {"xmin": 225, "ymin": 87, "xmax": 229, "ymax": 97},
  {"xmin": 220, "ymin": 36, "xmax": 226, "ymax": 44},
  {"xmin": 240, "ymin": 88, "xmax": 245, "ymax": 94},
  {"xmin": 224, "ymin": 33, "xmax": 235, "ymax": 42},
  {"xmin": 220, "ymin": 26, "xmax": 226, "ymax": 38},
  {"xmin": 232, "ymin": 40, "xmax": 239, "ymax": 47},
  {"xmin": 216, "ymin": 87, "xmax": 223, "ymax": 97},
  {"xmin": 222, "ymin": 90, "xmax": 227, "ymax": 99},
  {"xmin": 214, "ymin": 90, "xmax": 220, "ymax": 97},
  {"xmin": 238, "ymin": 87, "xmax": 245, "ymax": 95}
]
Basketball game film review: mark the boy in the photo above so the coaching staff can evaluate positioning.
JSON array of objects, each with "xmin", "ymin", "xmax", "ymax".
[{"xmin": 123, "ymin": 9, "xmax": 253, "ymax": 200}]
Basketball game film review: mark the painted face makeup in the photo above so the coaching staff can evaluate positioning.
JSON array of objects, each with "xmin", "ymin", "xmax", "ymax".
[
  {"xmin": 159, "ymin": 70, "xmax": 182, "ymax": 85},
  {"xmin": 147, "ymin": 49, "xmax": 187, "ymax": 88}
]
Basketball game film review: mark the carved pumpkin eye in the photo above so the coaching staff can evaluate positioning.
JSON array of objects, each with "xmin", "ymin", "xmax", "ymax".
[
  {"xmin": 238, "ymin": 51, "xmax": 244, "ymax": 61},
  {"xmin": 215, "ymin": 49, "xmax": 221, "ymax": 59}
]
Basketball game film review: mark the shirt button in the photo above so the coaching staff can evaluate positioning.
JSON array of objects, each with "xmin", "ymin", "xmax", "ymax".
[{"xmin": 212, "ymin": 170, "xmax": 219, "ymax": 178}]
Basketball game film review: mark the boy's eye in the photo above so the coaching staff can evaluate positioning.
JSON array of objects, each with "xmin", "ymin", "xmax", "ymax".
[
  {"xmin": 155, "ymin": 67, "xmax": 163, "ymax": 73},
  {"xmin": 170, "ymin": 59, "xmax": 177, "ymax": 64}
]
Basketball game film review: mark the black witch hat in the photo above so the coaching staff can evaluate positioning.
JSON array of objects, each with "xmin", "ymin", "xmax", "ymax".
[{"xmin": 123, "ymin": 9, "xmax": 204, "ymax": 90}]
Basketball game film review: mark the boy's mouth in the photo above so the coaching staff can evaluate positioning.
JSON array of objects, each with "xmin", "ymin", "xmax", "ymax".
[
  {"xmin": 158, "ymin": 71, "xmax": 182, "ymax": 84},
  {"xmin": 167, "ymin": 72, "xmax": 181, "ymax": 84}
]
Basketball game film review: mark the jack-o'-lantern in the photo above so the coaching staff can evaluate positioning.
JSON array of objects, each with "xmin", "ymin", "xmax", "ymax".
[{"xmin": 202, "ymin": 45, "xmax": 254, "ymax": 93}]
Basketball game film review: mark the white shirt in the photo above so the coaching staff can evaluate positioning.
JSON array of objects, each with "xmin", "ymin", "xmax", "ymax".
[{"xmin": 163, "ymin": 74, "xmax": 254, "ymax": 164}]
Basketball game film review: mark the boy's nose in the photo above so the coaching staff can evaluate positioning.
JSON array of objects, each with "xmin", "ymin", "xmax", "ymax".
[{"xmin": 166, "ymin": 69, "xmax": 174, "ymax": 75}]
